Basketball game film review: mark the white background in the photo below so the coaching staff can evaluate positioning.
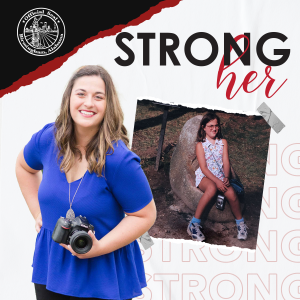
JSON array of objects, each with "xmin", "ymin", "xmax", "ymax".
[{"xmin": 1, "ymin": 0, "xmax": 300, "ymax": 299}]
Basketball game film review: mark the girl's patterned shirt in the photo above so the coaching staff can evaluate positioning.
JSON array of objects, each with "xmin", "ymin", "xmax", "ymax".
[{"xmin": 195, "ymin": 138, "xmax": 225, "ymax": 187}]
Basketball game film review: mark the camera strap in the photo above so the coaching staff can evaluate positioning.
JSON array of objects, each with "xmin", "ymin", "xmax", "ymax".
[{"xmin": 208, "ymin": 143, "xmax": 225, "ymax": 177}]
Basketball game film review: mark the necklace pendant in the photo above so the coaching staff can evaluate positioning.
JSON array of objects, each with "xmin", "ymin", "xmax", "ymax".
[{"xmin": 66, "ymin": 208, "xmax": 75, "ymax": 220}]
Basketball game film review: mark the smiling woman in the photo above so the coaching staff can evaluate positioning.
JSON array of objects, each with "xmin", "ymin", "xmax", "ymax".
[
  {"xmin": 70, "ymin": 76, "xmax": 106, "ymax": 131},
  {"xmin": 15, "ymin": 65, "xmax": 156, "ymax": 300}
]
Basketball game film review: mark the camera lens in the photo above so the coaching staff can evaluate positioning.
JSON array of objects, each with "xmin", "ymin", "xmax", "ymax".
[
  {"xmin": 75, "ymin": 238, "xmax": 87, "ymax": 248},
  {"xmin": 69, "ymin": 231, "xmax": 93, "ymax": 254}
]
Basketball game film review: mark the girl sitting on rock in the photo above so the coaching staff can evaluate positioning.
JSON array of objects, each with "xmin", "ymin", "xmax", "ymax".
[{"xmin": 187, "ymin": 112, "xmax": 248, "ymax": 242}]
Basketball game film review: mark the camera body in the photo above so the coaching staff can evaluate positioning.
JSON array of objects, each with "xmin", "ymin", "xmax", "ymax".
[
  {"xmin": 215, "ymin": 194, "xmax": 225, "ymax": 211},
  {"xmin": 52, "ymin": 215, "xmax": 95, "ymax": 254}
]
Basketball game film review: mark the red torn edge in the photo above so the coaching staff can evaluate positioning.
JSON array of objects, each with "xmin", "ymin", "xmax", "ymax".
[{"xmin": 0, "ymin": 0, "xmax": 182, "ymax": 99}]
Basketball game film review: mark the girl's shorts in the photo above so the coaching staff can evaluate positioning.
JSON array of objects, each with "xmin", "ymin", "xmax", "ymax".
[
  {"xmin": 195, "ymin": 168, "xmax": 224, "ymax": 187},
  {"xmin": 195, "ymin": 168, "xmax": 205, "ymax": 187}
]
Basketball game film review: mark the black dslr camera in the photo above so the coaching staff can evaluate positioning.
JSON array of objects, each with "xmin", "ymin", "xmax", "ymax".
[{"xmin": 52, "ymin": 215, "xmax": 95, "ymax": 254}]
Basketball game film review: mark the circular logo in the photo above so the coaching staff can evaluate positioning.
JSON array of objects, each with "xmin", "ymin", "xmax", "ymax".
[{"xmin": 17, "ymin": 8, "xmax": 65, "ymax": 56}]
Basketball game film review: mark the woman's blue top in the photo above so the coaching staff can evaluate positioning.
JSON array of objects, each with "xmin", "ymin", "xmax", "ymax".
[{"xmin": 23, "ymin": 123, "xmax": 153, "ymax": 300}]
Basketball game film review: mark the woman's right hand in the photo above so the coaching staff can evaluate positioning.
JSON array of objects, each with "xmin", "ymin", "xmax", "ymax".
[
  {"xmin": 35, "ymin": 213, "xmax": 43, "ymax": 233},
  {"xmin": 216, "ymin": 179, "xmax": 228, "ymax": 193}
]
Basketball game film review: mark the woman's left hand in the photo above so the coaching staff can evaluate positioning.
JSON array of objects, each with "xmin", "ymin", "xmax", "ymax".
[
  {"xmin": 60, "ymin": 230, "xmax": 102, "ymax": 259},
  {"xmin": 223, "ymin": 177, "xmax": 230, "ymax": 187}
]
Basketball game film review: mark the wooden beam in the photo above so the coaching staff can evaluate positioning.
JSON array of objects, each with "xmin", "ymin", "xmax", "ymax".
[{"xmin": 155, "ymin": 106, "xmax": 169, "ymax": 171}]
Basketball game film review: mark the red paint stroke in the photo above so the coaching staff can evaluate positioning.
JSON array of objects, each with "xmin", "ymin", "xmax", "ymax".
[{"xmin": 0, "ymin": 0, "xmax": 182, "ymax": 99}]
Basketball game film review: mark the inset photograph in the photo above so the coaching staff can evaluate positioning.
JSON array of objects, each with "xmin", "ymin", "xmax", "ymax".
[{"xmin": 132, "ymin": 100, "xmax": 271, "ymax": 249}]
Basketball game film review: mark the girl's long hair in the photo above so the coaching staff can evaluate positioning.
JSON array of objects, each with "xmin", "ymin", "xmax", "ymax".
[
  {"xmin": 54, "ymin": 65, "xmax": 129, "ymax": 176},
  {"xmin": 197, "ymin": 112, "xmax": 223, "ymax": 142}
]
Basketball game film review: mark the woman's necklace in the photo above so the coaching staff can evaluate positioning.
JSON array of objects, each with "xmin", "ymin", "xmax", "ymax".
[{"xmin": 66, "ymin": 173, "xmax": 86, "ymax": 220}]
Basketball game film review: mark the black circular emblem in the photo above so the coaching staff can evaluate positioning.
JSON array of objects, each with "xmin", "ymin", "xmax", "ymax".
[{"xmin": 17, "ymin": 8, "xmax": 65, "ymax": 56}]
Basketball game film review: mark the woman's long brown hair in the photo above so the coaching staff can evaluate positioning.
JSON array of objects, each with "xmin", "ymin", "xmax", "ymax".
[{"xmin": 54, "ymin": 65, "xmax": 129, "ymax": 176}]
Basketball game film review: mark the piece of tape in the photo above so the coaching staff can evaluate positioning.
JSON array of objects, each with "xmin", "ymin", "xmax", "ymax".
[
  {"xmin": 139, "ymin": 231, "xmax": 154, "ymax": 250},
  {"xmin": 257, "ymin": 102, "xmax": 285, "ymax": 133}
]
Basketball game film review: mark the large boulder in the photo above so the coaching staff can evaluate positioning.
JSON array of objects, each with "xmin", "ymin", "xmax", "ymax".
[{"xmin": 169, "ymin": 115, "xmax": 243, "ymax": 222}]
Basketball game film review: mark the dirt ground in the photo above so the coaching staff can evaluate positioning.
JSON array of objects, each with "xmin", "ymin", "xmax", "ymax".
[{"xmin": 132, "ymin": 100, "xmax": 270, "ymax": 250}]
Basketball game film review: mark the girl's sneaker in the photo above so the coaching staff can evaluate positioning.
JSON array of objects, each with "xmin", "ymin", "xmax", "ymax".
[
  {"xmin": 237, "ymin": 221, "xmax": 248, "ymax": 240},
  {"xmin": 187, "ymin": 221, "xmax": 205, "ymax": 242}
]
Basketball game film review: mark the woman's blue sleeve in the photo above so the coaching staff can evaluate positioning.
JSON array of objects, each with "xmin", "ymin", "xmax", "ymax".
[
  {"xmin": 23, "ymin": 123, "xmax": 53, "ymax": 170},
  {"xmin": 111, "ymin": 151, "xmax": 153, "ymax": 213}
]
